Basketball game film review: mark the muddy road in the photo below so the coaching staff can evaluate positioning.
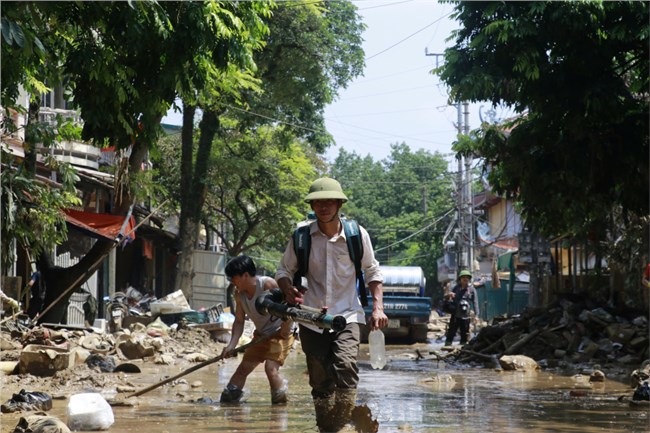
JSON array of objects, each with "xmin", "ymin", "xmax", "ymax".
[{"xmin": 1, "ymin": 338, "xmax": 648, "ymax": 433}]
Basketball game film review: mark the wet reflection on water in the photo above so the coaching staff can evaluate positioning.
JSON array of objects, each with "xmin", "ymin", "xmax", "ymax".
[{"xmin": 1, "ymin": 342, "xmax": 648, "ymax": 433}]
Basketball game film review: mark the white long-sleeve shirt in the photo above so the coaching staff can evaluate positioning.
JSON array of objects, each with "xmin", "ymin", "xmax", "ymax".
[{"xmin": 275, "ymin": 220, "xmax": 383, "ymax": 333}]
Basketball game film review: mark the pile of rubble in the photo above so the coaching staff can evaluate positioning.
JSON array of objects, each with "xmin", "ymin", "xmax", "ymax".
[
  {"xmin": 421, "ymin": 297, "xmax": 650, "ymax": 404},
  {"xmin": 0, "ymin": 319, "xmax": 227, "ymax": 393},
  {"xmin": 459, "ymin": 297, "xmax": 648, "ymax": 368}
]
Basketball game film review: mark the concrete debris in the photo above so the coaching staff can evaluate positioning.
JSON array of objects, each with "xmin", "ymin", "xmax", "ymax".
[
  {"xmin": 498, "ymin": 355, "xmax": 539, "ymax": 371},
  {"xmin": 455, "ymin": 296, "xmax": 648, "ymax": 367},
  {"xmin": 19, "ymin": 345, "xmax": 71, "ymax": 377}
]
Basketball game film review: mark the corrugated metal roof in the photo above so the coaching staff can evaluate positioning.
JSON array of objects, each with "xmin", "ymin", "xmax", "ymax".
[{"xmin": 380, "ymin": 266, "xmax": 425, "ymax": 287}]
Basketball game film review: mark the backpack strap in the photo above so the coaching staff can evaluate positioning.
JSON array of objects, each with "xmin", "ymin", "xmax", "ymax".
[
  {"xmin": 292, "ymin": 219, "xmax": 368, "ymax": 307},
  {"xmin": 292, "ymin": 224, "xmax": 311, "ymax": 290},
  {"xmin": 342, "ymin": 219, "xmax": 368, "ymax": 307}
]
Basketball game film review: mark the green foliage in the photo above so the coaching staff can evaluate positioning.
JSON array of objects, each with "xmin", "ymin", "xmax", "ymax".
[
  {"xmin": 1, "ymin": 2, "xmax": 53, "ymax": 107},
  {"xmin": 236, "ymin": 0, "xmax": 365, "ymax": 152},
  {"xmin": 438, "ymin": 1, "xmax": 649, "ymax": 243},
  {"xmin": 1, "ymin": 146, "xmax": 81, "ymax": 272},
  {"xmin": 330, "ymin": 143, "xmax": 454, "ymax": 283},
  {"xmin": 154, "ymin": 120, "xmax": 317, "ymax": 258}
]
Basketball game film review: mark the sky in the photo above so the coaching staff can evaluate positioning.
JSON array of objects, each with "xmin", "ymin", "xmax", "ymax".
[
  {"xmin": 323, "ymin": 0, "xmax": 507, "ymax": 165},
  {"xmin": 162, "ymin": 0, "xmax": 510, "ymax": 165}
]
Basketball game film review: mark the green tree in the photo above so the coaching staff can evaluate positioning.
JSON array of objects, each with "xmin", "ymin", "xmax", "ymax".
[
  {"xmin": 155, "ymin": 121, "xmax": 318, "ymax": 268},
  {"xmin": 237, "ymin": 0, "xmax": 366, "ymax": 152},
  {"xmin": 1, "ymin": 1, "xmax": 271, "ymax": 319},
  {"xmin": 330, "ymin": 144, "xmax": 454, "ymax": 294},
  {"xmin": 437, "ymin": 1, "xmax": 649, "ymax": 242},
  {"xmin": 172, "ymin": 0, "xmax": 364, "ymax": 294}
]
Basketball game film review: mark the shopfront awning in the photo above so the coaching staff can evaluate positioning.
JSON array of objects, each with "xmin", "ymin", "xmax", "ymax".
[{"xmin": 63, "ymin": 209, "xmax": 136, "ymax": 243}]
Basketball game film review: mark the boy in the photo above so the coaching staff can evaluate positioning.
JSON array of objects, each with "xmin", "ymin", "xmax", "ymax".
[{"xmin": 220, "ymin": 255, "xmax": 295, "ymax": 404}]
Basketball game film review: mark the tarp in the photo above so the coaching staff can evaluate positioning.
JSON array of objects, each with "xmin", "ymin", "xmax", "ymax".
[{"xmin": 63, "ymin": 209, "xmax": 136, "ymax": 243}]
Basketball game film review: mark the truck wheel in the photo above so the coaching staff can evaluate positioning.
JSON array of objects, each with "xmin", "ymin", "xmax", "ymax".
[{"xmin": 409, "ymin": 325, "xmax": 429, "ymax": 343}]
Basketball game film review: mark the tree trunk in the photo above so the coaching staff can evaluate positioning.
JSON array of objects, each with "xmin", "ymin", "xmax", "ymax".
[{"xmin": 174, "ymin": 106, "xmax": 220, "ymax": 301}]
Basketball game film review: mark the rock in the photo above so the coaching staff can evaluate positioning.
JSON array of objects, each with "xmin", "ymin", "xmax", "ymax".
[
  {"xmin": 12, "ymin": 414, "xmax": 70, "ymax": 433},
  {"xmin": 498, "ymin": 355, "xmax": 539, "ymax": 371},
  {"xmin": 589, "ymin": 370, "xmax": 605, "ymax": 382},
  {"xmin": 605, "ymin": 324, "xmax": 635, "ymax": 344},
  {"xmin": 0, "ymin": 361, "xmax": 18, "ymax": 375},
  {"xmin": 578, "ymin": 340, "xmax": 599, "ymax": 362},
  {"xmin": 422, "ymin": 373, "xmax": 455, "ymax": 383},
  {"xmin": 618, "ymin": 354, "xmax": 642, "ymax": 365},
  {"xmin": 1, "ymin": 335, "xmax": 21, "ymax": 351},
  {"xmin": 117, "ymin": 339, "xmax": 155, "ymax": 359},
  {"xmin": 184, "ymin": 352, "xmax": 209, "ymax": 362},
  {"xmin": 116, "ymin": 385, "xmax": 136, "ymax": 393},
  {"xmin": 154, "ymin": 354, "xmax": 175, "ymax": 365}
]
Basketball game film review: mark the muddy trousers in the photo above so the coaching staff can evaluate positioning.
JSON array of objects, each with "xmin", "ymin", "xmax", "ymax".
[
  {"xmin": 313, "ymin": 389, "xmax": 357, "ymax": 432},
  {"xmin": 299, "ymin": 324, "xmax": 360, "ymax": 432},
  {"xmin": 445, "ymin": 316, "xmax": 470, "ymax": 345}
]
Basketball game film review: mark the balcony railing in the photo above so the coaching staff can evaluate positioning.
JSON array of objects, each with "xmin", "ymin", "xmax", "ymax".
[{"xmin": 38, "ymin": 107, "xmax": 82, "ymax": 126}]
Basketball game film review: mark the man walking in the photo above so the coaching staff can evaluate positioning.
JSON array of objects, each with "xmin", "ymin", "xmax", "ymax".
[{"xmin": 276, "ymin": 177, "xmax": 388, "ymax": 432}]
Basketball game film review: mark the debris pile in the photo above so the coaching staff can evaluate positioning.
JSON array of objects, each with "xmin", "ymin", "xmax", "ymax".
[{"xmin": 459, "ymin": 297, "xmax": 648, "ymax": 367}]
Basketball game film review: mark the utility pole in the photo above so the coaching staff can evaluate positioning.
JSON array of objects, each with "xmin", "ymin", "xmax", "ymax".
[
  {"xmin": 455, "ymin": 102, "xmax": 465, "ymax": 271},
  {"xmin": 463, "ymin": 102, "xmax": 473, "ymax": 272},
  {"xmin": 427, "ymin": 50, "xmax": 472, "ymax": 276}
]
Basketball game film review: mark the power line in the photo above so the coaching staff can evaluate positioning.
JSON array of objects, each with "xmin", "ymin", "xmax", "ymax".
[
  {"xmin": 350, "ymin": 64, "xmax": 433, "ymax": 84},
  {"xmin": 365, "ymin": 13, "xmax": 453, "ymax": 61},
  {"xmin": 374, "ymin": 207, "xmax": 454, "ymax": 252},
  {"xmin": 358, "ymin": 0, "xmax": 415, "ymax": 11},
  {"xmin": 327, "ymin": 117, "xmax": 450, "ymax": 146},
  {"xmin": 340, "ymin": 84, "xmax": 437, "ymax": 100}
]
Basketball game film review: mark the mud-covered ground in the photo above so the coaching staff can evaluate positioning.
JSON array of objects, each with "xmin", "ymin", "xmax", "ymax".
[{"xmin": 1, "ymin": 317, "xmax": 649, "ymax": 433}]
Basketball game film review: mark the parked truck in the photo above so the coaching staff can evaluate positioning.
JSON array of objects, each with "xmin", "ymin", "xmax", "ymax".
[{"xmin": 362, "ymin": 265, "xmax": 431, "ymax": 343}]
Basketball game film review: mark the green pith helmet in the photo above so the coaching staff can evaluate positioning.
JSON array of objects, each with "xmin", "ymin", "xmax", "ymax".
[
  {"xmin": 458, "ymin": 269, "xmax": 472, "ymax": 279},
  {"xmin": 304, "ymin": 177, "xmax": 348, "ymax": 203}
]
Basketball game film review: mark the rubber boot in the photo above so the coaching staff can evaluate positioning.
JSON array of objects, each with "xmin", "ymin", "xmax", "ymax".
[
  {"xmin": 220, "ymin": 384, "xmax": 245, "ymax": 404},
  {"xmin": 313, "ymin": 395, "xmax": 336, "ymax": 432},
  {"xmin": 331, "ymin": 388, "xmax": 357, "ymax": 432},
  {"xmin": 271, "ymin": 379, "xmax": 288, "ymax": 405}
]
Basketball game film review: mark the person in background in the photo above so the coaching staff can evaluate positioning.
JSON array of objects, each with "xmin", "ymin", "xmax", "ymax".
[
  {"xmin": 444, "ymin": 269, "xmax": 479, "ymax": 346},
  {"xmin": 0, "ymin": 289, "xmax": 20, "ymax": 315},
  {"xmin": 276, "ymin": 177, "xmax": 388, "ymax": 432},
  {"xmin": 219, "ymin": 255, "xmax": 295, "ymax": 405},
  {"xmin": 26, "ymin": 270, "xmax": 44, "ymax": 317}
]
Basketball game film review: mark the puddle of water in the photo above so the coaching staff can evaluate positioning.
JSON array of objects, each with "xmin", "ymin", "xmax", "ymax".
[{"xmin": 1, "ymin": 342, "xmax": 648, "ymax": 433}]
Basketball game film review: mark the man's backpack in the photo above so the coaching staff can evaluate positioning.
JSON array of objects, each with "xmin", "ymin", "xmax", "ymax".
[{"xmin": 292, "ymin": 219, "xmax": 368, "ymax": 306}]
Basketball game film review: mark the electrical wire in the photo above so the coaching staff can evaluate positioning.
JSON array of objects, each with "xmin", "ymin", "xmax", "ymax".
[
  {"xmin": 374, "ymin": 207, "xmax": 454, "ymax": 252},
  {"xmin": 365, "ymin": 13, "xmax": 453, "ymax": 61},
  {"xmin": 358, "ymin": 0, "xmax": 415, "ymax": 11}
]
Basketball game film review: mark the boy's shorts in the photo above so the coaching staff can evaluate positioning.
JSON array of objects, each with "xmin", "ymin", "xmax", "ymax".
[{"xmin": 242, "ymin": 332, "xmax": 295, "ymax": 366}]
